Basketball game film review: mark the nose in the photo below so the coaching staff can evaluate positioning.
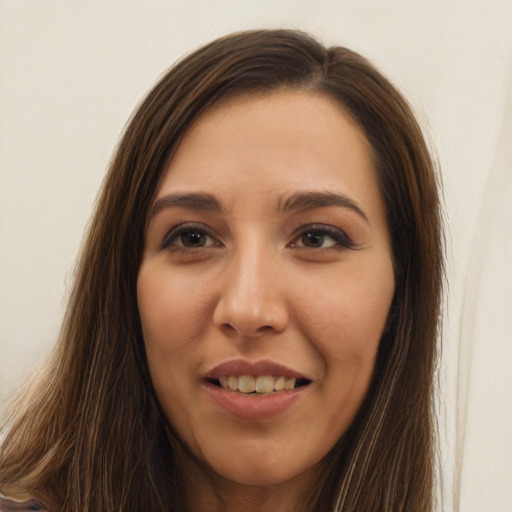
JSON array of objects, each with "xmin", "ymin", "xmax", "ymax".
[{"xmin": 212, "ymin": 247, "xmax": 290, "ymax": 338}]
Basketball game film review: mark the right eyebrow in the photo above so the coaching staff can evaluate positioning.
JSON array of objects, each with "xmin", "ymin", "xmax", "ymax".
[{"xmin": 151, "ymin": 193, "xmax": 224, "ymax": 217}]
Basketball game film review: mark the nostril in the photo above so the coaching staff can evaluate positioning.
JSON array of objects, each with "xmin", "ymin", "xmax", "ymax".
[
  {"xmin": 219, "ymin": 322, "xmax": 276, "ymax": 338},
  {"xmin": 220, "ymin": 323, "xmax": 239, "ymax": 335}
]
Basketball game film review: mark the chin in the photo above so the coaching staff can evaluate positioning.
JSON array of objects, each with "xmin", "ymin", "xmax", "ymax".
[
  {"xmin": 221, "ymin": 467, "xmax": 292, "ymax": 487},
  {"xmin": 204, "ymin": 446, "xmax": 322, "ymax": 488}
]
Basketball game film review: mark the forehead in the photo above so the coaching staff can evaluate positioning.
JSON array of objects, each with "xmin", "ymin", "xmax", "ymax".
[{"xmin": 157, "ymin": 91, "xmax": 382, "ymax": 217}]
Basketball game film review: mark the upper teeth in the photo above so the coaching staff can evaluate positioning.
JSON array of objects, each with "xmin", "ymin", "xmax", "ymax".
[{"xmin": 218, "ymin": 375, "xmax": 296, "ymax": 394}]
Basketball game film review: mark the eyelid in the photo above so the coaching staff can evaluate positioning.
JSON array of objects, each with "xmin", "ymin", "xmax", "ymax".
[
  {"xmin": 160, "ymin": 221, "xmax": 354, "ymax": 252},
  {"xmin": 288, "ymin": 223, "xmax": 355, "ymax": 249},
  {"xmin": 161, "ymin": 222, "xmax": 221, "ymax": 249}
]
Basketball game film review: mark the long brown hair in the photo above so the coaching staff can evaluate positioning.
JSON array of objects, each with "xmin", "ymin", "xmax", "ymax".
[{"xmin": 0, "ymin": 29, "xmax": 443, "ymax": 511}]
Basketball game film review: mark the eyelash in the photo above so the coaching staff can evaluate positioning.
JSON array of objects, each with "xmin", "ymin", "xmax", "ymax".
[
  {"xmin": 161, "ymin": 223, "xmax": 354, "ymax": 252},
  {"xmin": 161, "ymin": 222, "xmax": 221, "ymax": 251},
  {"xmin": 288, "ymin": 224, "xmax": 355, "ymax": 250}
]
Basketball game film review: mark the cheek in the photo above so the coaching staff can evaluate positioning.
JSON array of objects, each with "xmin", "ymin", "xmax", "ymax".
[
  {"xmin": 302, "ymin": 274, "xmax": 393, "ymax": 355},
  {"xmin": 136, "ymin": 266, "xmax": 217, "ymax": 444},
  {"xmin": 296, "ymin": 259, "xmax": 394, "ymax": 409},
  {"xmin": 136, "ymin": 265, "xmax": 213, "ymax": 415},
  {"xmin": 304, "ymin": 302, "xmax": 389, "ymax": 437},
  {"xmin": 137, "ymin": 265, "xmax": 210, "ymax": 354}
]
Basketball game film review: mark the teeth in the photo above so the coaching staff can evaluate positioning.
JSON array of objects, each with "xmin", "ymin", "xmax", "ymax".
[
  {"xmin": 274, "ymin": 376, "xmax": 285, "ymax": 391},
  {"xmin": 284, "ymin": 377, "xmax": 296, "ymax": 390},
  {"xmin": 228, "ymin": 375, "xmax": 238, "ymax": 391},
  {"xmin": 238, "ymin": 375, "xmax": 256, "ymax": 393},
  {"xmin": 255, "ymin": 375, "xmax": 274, "ymax": 394},
  {"xmin": 216, "ymin": 375, "xmax": 300, "ymax": 394}
]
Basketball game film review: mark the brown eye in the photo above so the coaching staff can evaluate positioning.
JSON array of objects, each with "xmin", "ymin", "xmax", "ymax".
[
  {"xmin": 288, "ymin": 224, "xmax": 355, "ymax": 250},
  {"xmin": 301, "ymin": 232, "xmax": 325, "ymax": 248},
  {"xmin": 162, "ymin": 222, "xmax": 221, "ymax": 251},
  {"xmin": 181, "ymin": 231, "xmax": 208, "ymax": 247}
]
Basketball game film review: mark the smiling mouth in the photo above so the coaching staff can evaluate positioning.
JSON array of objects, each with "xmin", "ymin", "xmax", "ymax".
[{"xmin": 206, "ymin": 375, "xmax": 311, "ymax": 395}]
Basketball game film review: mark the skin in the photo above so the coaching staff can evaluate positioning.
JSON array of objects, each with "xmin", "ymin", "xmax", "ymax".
[{"xmin": 137, "ymin": 91, "xmax": 395, "ymax": 512}]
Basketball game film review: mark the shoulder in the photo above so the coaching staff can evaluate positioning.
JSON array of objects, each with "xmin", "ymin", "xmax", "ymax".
[{"xmin": 0, "ymin": 493, "xmax": 50, "ymax": 511}]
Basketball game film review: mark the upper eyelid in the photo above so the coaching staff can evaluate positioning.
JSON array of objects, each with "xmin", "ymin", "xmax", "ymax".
[
  {"xmin": 291, "ymin": 223, "xmax": 350, "ymax": 239},
  {"xmin": 161, "ymin": 222, "xmax": 219, "ymax": 247},
  {"xmin": 291, "ymin": 223, "xmax": 344, "ymax": 235},
  {"xmin": 290, "ymin": 223, "xmax": 355, "ymax": 248},
  {"xmin": 159, "ymin": 221, "xmax": 354, "ymax": 249}
]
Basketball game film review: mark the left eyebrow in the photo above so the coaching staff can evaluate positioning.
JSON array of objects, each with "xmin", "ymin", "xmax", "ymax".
[{"xmin": 278, "ymin": 191, "xmax": 369, "ymax": 223}]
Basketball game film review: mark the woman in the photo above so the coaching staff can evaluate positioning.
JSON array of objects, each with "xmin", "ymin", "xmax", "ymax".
[{"xmin": 0, "ymin": 29, "xmax": 443, "ymax": 511}]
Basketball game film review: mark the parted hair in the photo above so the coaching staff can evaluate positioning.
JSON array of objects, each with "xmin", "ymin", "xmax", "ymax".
[{"xmin": 0, "ymin": 29, "xmax": 443, "ymax": 511}]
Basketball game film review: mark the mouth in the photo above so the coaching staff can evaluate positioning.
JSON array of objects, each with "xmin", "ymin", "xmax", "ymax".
[
  {"xmin": 204, "ymin": 359, "xmax": 313, "ymax": 396},
  {"xmin": 203, "ymin": 360, "xmax": 313, "ymax": 420},
  {"xmin": 206, "ymin": 375, "xmax": 312, "ymax": 395}
]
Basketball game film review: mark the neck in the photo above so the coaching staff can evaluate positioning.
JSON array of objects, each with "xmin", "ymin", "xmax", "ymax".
[{"xmin": 174, "ymin": 444, "xmax": 320, "ymax": 512}]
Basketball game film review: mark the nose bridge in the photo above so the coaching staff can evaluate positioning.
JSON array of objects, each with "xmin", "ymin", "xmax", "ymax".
[{"xmin": 213, "ymin": 237, "xmax": 288, "ymax": 336}]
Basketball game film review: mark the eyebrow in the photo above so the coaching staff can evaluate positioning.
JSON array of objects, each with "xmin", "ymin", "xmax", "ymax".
[
  {"xmin": 151, "ymin": 193, "xmax": 224, "ymax": 217},
  {"xmin": 279, "ymin": 191, "xmax": 369, "ymax": 222},
  {"xmin": 151, "ymin": 190, "xmax": 368, "ymax": 223}
]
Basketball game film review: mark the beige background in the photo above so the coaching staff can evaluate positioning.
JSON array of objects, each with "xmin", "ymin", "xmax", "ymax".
[{"xmin": 1, "ymin": 1, "xmax": 511, "ymax": 510}]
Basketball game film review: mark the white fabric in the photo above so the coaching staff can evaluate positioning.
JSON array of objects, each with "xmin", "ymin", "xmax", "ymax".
[{"xmin": 1, "ymin": 2, "xmax": 511, "ymax": 510}]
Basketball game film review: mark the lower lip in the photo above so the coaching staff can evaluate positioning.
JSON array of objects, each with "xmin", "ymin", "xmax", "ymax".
[{"xmin": 204, "ymin": 381, "xmax": 309, "ymax": 421}]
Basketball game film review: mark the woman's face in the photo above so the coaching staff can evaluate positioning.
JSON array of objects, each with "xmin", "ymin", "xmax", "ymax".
[{"xmin": 137, "ymin": 91, "xmax": 395, "ymax": 489}]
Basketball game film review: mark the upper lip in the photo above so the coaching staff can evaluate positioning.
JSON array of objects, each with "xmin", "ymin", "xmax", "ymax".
[{"xmin": 204, "ymin": 359, "xmax": 311, "ymax": 381}]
